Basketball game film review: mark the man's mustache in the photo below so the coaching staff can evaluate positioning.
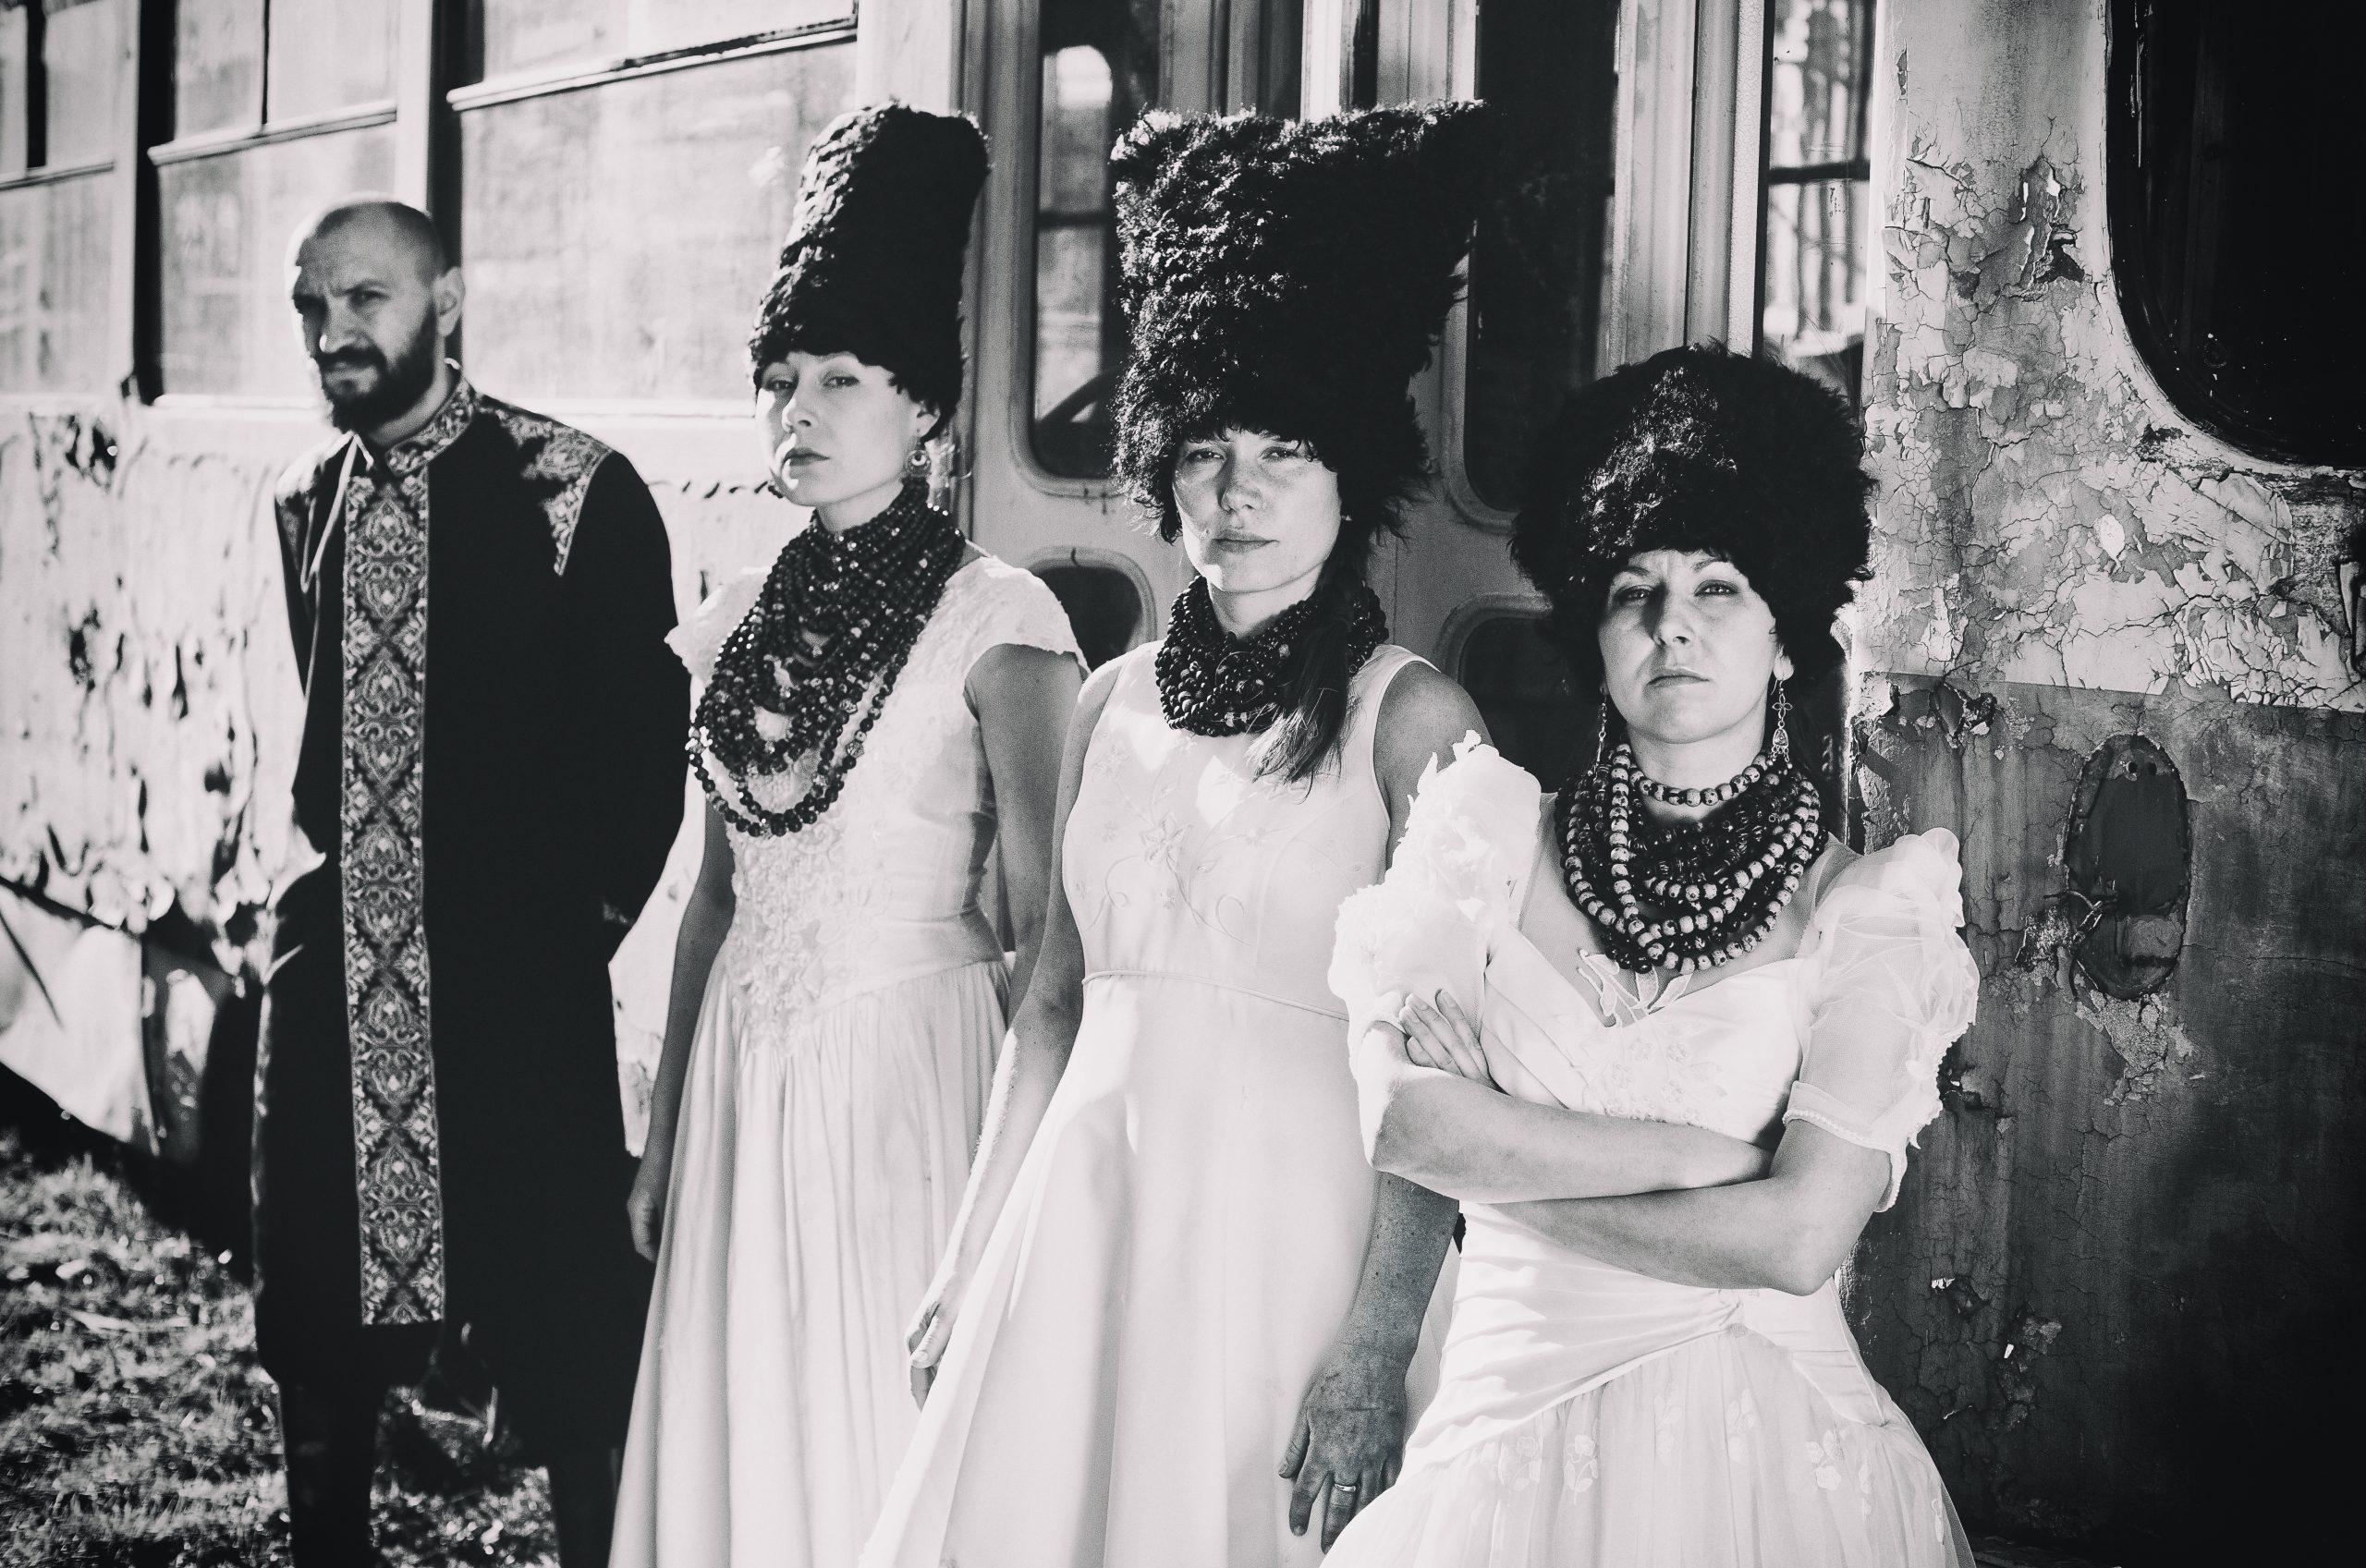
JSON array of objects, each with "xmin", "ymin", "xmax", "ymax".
[{"xmin": 314, "ymin": 348, "xmax": 387, "ymax": 373}]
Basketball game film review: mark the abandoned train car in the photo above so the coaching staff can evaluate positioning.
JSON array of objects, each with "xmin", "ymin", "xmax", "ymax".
[{"xmin": 0, "ymin": 1, "xmax": 2357, "ymax": 1562}]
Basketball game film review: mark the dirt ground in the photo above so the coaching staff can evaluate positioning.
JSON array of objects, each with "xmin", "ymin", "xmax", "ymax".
[{"xmin": 0, "ymin": 1122, "xmax": 558, "ymax": 1567}]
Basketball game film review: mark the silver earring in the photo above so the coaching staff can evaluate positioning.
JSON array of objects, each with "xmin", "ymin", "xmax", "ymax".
[
  {"xmin": 907, "ymin": 444, "xmax": 931, "ymax": 472},
  {"xmin": 1594, "ymin": 697, "xmax": 1612, "ymax": 767},
  {"xmin": 1770, "ymin": 677, "xmax": 1792, "ymax": 762}
]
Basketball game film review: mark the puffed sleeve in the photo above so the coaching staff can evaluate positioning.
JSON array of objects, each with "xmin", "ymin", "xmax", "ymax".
[
  {"xmin": 1327, "ymin": 735, "xmax": 1543, "ymax": 1049},
  {"xmin": 665, "ymin": 564, "xmax": 768, "ymax": 694},
  {"xmin": 1783, "ymin": 829, "xmax": 1982, "ymax": 1209}
]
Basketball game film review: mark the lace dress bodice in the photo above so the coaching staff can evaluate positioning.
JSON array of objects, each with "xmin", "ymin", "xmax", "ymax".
[
  {"xmin": 1064, "ymin": 642, "xmax": 1424, "ymax": 1016},
  {"xmin": 670, "ymin": 553, "xmax": 1082, "ymax": 1039}
]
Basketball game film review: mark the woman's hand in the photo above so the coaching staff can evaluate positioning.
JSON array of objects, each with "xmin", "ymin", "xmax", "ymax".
[
  {"xmin": 904, "ymin": 1255, "xmax": 972, "ymax": 1407},
  {"xmin": 625, "ymin": 1144, "xmax": 671, "ymax": 1263},
  {"xmin": 1280, "ymin": 1334, "xmax": 1412, "ymax": 1550},
  {"xmin": 1397, "ymin": 991, "xmax": 1492, "ymax": 1084}
]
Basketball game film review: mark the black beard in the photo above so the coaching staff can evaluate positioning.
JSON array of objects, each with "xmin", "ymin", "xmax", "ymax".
[{"xmin": 317, "ymin": 319, "xmax": 442, "ymax": 434}]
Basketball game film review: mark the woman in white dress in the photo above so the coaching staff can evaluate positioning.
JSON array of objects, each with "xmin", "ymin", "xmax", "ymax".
[
  {"xmin": 1324, "ymin": 346, "xmax": 1982, "ymax": 1567},
  {"xmin": 864, "ymin": 106, "xmax": 1530, "ymax": 1566},
  {"xmin": 610, "ymin": 107, "xmax": 1084, "ymax": 1568}
]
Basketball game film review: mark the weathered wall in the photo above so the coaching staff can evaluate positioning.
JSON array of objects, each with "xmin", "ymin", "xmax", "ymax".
[
  {"xmin": 1849, "ymin": 2, "xmax": 2364, "ymax": 1560},
  {"xmin": 0, "ymin": 391, "xmax": 790, "ymax": 1138}
]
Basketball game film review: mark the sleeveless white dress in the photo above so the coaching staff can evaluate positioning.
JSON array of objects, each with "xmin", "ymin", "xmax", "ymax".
[
  {"xmin": 611, "ymin": 554, "xmax": 1081, "ymax": 1568},
  {"xmin": 863, "ymin": 642, "xmax": 1451, "ymax": 1568},
  {"xmin": 1322, "ymin": 740, "xmax": 1981, "ymax": 1568}
]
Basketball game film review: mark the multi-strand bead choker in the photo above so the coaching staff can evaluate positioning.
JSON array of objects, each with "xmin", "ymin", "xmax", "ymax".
[
  {"xmin": 690, "ymin": 480, "xmax": 967, "ymax": 836},
  {"xmin": 1555, "ymin": 739, "xmax": 1823, "ymax": 974},
  {"xmin": 1154, "ymin": 577, "xmax": 1388, "ymax": 737}
]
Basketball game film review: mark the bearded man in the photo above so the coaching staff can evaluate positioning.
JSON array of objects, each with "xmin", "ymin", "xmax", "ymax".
[{"xmin": 258, "ymin": 197, "xmax": 688, "ymax": 1567}]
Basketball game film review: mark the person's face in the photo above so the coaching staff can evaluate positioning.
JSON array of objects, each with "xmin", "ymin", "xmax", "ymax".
[
  {"xmin": 755, "ymin": 351, "xmax": 936, "ymax": 513},
  {"xmin": 1599, "ymin": 549, "xmax": 1792, "ymax": 750},
  {"xmin": 288, "ymin": 216, "xmax": 457, "ymax": 432},
  {"xmin": 1171, "ymin": 431, "xmax": 1342, "ymax": 602}
]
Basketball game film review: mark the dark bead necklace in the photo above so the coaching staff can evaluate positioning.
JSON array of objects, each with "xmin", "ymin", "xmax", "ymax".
[
  {"xmin": 690, "ymin": 480, "xmax": 966, "ymax": 837},
  {"xmin": 1555, "ymin": 742, "xmax": 1823, "ymax": 974},
  {"xmin": 1154, "ymin": 577, "xmax": 1388, "ymax": 736}
]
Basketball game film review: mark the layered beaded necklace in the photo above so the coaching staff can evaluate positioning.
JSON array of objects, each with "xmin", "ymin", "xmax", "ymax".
[
  {"xmin": 1555, "ymin": 732, "xmax": 1823, "ymax": 975},
  {"xmin": 1154, "ymin": 576, "xmax": 1388, "ymax": 736},
  {"xmin": 691, "ymin": 480, "xmax": 966, "ymax": 836}
]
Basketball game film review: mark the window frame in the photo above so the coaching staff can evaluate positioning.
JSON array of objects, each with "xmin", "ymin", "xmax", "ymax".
[
  {"xmin": 995, "ymin": 0, "xmax": 1254, "ymax": 502},
  {"xmin": 441, "ymin": 10, "xmax": 857, "ymax": 417},
  {"xmin": 1751, "ymin": 0, "xmax": 1875, "ymax": 395},
  {"xmin": 1398, "ymin": 0, "xmax": 1767, "ymax": 535},
  {"xmin": 0, "ymin": 0, "xmax": 139, "ymax": 400}
]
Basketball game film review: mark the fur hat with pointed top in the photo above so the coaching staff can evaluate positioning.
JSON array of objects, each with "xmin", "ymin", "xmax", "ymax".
[
  {"xmin": 750, "ymin": 103, "xmax": 988, "ymax": 419},
  {"xmin": 1109, "ymin": 103, "xmax": 1491, "ymax": 538}
]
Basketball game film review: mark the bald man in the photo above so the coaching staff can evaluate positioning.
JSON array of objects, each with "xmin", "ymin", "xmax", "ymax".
[{"xmin": 259, "ymin": 198, "xmax": 688, "ymax": 1567}]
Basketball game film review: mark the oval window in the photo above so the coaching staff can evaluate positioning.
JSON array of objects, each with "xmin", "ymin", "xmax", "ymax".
[{"xmin": 2109, "ymin": 0, "xmax": 2366, "ymax": 466}]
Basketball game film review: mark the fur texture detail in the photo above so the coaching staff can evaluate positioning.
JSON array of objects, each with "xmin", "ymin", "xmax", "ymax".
[
  {"xmin": 1109, "ymin": 103, "xmax": 1493, "ymax": 539},
  {"xmin": 1512, "ymin": 344, "xmax": 1876, "ymax": 687},
  {"xmin": 750, "ymin": 104, "xmax": 989, "ymax": 418}
]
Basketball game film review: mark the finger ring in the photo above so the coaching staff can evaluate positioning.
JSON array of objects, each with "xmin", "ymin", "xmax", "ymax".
[{"xmin": 1334, "ymin": 1482, "xmax": 1359, "ymax": 1494}]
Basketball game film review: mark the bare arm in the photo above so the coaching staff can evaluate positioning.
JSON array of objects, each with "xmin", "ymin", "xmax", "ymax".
[
  {"xmin": 907, "ymin": 657, "xmax": 1116, "ymax": 1395},
  {"xmin": 1282, "ymin": 663, "xmax": 1477, "ymax": 1548},
  {"xmin": 1360, "ymin": 991, "xmax": 1773, "ymax": 1202},
  {"xmin": 625, "ymin": 805, "xmax": 735, "ymax": 1260},
  {"xmin": 1497, "ymin": 1120, "xmax": 1891, "ymax": 1295},
  {"xmin": 968, "ymin": 642, "xmax": 1085, "ymax": 1006}
]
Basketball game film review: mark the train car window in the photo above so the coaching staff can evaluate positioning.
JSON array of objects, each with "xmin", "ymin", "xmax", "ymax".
[
  {"xmin": 1032, "ymin": 560, "xmax": 1149, "ymax": 669},
  {"xmin": 454, "ymin": 40, "xmax": 852, "ymax": 404},
  {"xmin": 151, "ymin": 0, "xmax": 404, "ymax": 396},
  {"xmin": 37, "ymin": 0, "xmax": 118, "ymax": 166},
  {"xmin": 1758, "ymin": 0, "xmax": 1873, "ymax": 406},
  {"xmin": 1461, "ymin": 0, "xmax": 1621, "ymax": 513},
  {"xmin": 472, "ymin": 0, "xmax": 846, "ymax": 79},
  {"xmin": 171, "ymin": 0, "xmax": 265, "ymax": 138},
  {"xmin": 156, "ymin": 126, "xmax": 397, "ymax": 396},
  {"xmin": 262, "ymin": 0, "xmax": 396, "ymax": 124},
  {"xmin": 2109, "ymin": 0, "xmax": 2366, "ymax": 467},
  {"xmin": 0, "ymin": 0, "xmax": 121, "ymax": 394},
  {"xmin": 1029, "ymin": 0, "xmax": 1161, "ymax": 479},
  {"xmin": 1455, "ymin": 613, "xmax": 1592, "ymax": 785}
]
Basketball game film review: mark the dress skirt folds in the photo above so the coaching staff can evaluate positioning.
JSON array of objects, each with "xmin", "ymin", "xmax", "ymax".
[
  {"xmin": 612, "ymin": 953, "xmax": 1002, "ymax": 1567},
  {"xmin": 863, "ymin": 644, "xmax": 1451, "ymax": 1568},
  {"xmin": 1320, "ymin": 740, "xmax": 1981, "ymax": 1568},
  {"xmin": 611, "ymin": 554, "xmax": 1083, "ymax": 1568}
]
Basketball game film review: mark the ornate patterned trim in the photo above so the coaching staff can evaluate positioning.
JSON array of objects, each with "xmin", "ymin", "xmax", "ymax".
[
  {"xmin": 334, "ymin": 372, "xmax": 478, "ymax": 1325},
  {"xmin": 481, "ymin": 395, "xmax": 614, "ymax": 575}
]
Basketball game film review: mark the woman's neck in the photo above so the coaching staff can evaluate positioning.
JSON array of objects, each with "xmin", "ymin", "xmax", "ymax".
[
  {"xmin": 814, "ymin": 473, "xmax": 910, "ymax": 535},
  {"xmin": 1206, "ymin": 565, "xmax": 1323, "ymax": 640},
  {"xmin": 1625, "ymin": 719, "xmax": 1767, "ymax": 827}
]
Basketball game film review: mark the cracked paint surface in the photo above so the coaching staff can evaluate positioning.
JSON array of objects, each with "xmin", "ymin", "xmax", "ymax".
[
  {"xmin": 0, "ymin": 398, "xmax": 783, "ymax": 968},
  {"xmin": 1845, "ymin": 6, "xmax": 2366, "ymax": 1559},
  {"xmin": 1860, "ymin": 6, "xmax": 2363, "ymax": 712}
]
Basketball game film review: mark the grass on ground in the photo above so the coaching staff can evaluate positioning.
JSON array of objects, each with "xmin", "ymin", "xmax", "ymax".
[{"xmin": 0, "ymin": 1125, "xmax": 557, "ymax": 1567}]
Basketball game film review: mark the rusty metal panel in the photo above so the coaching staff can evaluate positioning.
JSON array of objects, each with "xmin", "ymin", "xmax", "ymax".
[{"xmin": 1848, "ymin": 673, "xmax": 2366, "ymax": 1558}]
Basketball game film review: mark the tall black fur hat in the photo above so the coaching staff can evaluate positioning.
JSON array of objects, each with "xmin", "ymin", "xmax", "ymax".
[
  {"xmin": 1110, "ymin": 103, "xmax": 1492, "ymax": 538},
  {"xmin": 750, "ymin": 104, "xmax": 988, "ymax": 419},
  {"xmin": 1510, "ymin": 344, "xmax": 1875, "ymax": 691}
]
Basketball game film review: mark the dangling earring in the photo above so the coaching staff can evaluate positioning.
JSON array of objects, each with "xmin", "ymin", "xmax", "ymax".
[
  {"xmin": 1769, "ymin": 676, "xmax": 1793, "ymax": 763},
  {"xmin": 1593, "ymin": 696, "xmax": 1613, "ymax": 768},
  {"xmin": 907, "ymin": 443, "xmax": 932, "ymax": 472}
]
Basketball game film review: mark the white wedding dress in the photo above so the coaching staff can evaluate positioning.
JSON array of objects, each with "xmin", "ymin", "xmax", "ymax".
[
  {"xmin": 610, "ymin": 553, "xmax": 1081, "ymax": 1568},
  {"xmin": 1323, "ymin": 740, "xmax": 1981, "ymax": 1568},
  {"xmin": 863, "ymin": 642, "xmax": 1452, "ymax": 1568}
]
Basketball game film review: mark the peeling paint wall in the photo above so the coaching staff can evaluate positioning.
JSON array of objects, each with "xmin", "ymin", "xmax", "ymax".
[
  {"xmin": 1861, "ymin": 2, "xmax": 2362, "ymax": 710},
  {"xmin": 1849, "ymin": 3, "xmax": 2365, "ymax": 1560},
  {"xmin": 0, "ymin": 390, "xmax": 787, "ymax": 1023}
]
